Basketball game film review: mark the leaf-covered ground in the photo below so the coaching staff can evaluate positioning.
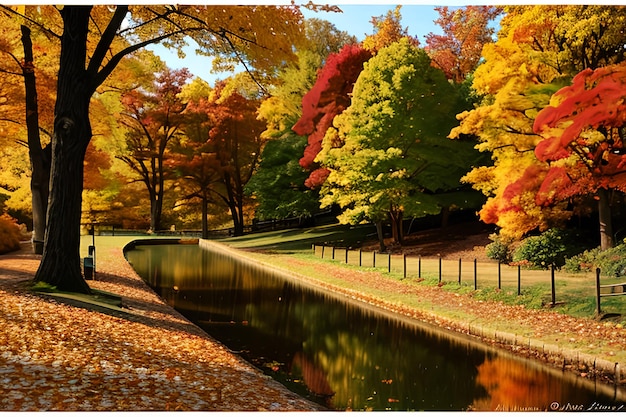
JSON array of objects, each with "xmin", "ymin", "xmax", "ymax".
[
  {"xmin": 0, "ymin": 244, "xmax": 322, "ymax": 411},
  {"xmin": 2, "ymin": 232, "xmax": 626, "ymax": 411}
]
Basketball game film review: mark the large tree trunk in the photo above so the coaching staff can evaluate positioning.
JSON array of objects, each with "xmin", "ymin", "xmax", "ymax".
[
  {"xmin": 598, "ymin": 187, "xmax": 614, "ymax": 250},
  {"xmin": 34, "ymin": 7, "xmax": 93, "ymax": 293},
  {"xmin": 21, "ymin": 25, "xmax": 50, "ymax": 255}
]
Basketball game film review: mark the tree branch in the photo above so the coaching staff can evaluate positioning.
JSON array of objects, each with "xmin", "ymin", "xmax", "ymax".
[{"xmin": 87, "ymin": 5, "xmax": 129, "ymax": 76}]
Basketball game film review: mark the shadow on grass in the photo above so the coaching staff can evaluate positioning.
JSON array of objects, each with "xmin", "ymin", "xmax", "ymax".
[{"xmin": 218, "ymin": 223, "xmax": 377, "ymax": 252}]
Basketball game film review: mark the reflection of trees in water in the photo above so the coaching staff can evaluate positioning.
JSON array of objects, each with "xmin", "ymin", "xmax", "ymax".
[
  {"xmin": 132, "ymin": 245, "xmax": 619, "ymax": 411},
  {"xmin": 472, "ymin": 357, "xmax": 561, "ymax": 411},
  {"xmin": 291, "ymin": 352, "xmax": 335, "ymax": 407}
]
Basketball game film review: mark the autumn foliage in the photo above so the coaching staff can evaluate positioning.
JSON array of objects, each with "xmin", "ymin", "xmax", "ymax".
[
  {"xmin": 292, "ymin": 44, "xmax": 372, "ymax": 188},
  {"xmin": 533, "ymin": 63, "xmax": 626, "ymax": 199},
  {"xmin": 0, "ymin": 214, "xmax": 23, "ymax": 254}
]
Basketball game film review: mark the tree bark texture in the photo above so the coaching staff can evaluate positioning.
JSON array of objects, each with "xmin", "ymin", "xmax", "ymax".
[
  {"xmin": 21, "ymin": 25, "xmax": 50, "ymax": 255},
  {"xmin": 389, "ymin": 208, "xmax": 404, "ymax": 245},
  {"xmin": 34, "ymin": 7, "xmax": 93, "ymax": 293},
  {"xmin": 597, "ymin": 187, "xmax": 614, "ymax": 250}
]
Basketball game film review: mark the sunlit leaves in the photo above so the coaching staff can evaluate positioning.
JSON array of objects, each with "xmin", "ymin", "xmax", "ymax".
[
  {"xmin": 318, "ymin": 38, "xmax": 472, "ymax": 240},
  {"xmin": 292, "ymin": 43, "xmax": 372, "ymax": 188},
  {"xmin": 425, "ymin": 6, "xmax": 502, "ymax": 83},
  {"xmin": 533, "ymin": 63, "xmax": 626, "ymax": 205}
]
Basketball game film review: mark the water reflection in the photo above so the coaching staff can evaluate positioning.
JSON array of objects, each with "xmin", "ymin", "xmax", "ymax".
[{"xmin": 125, "ymin": 243, "xmax": 624, "ymax": 411}]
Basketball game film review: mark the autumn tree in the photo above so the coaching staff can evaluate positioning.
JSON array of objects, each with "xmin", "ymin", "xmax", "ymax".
[
  {"xmin": 361, "ymin": 5, "xmax": 419, "ymax": 53},
  {"xmin": 205, "ymin": 82, "xmax": 266, "ymax": 236},
  {"xmin": 451, "ymin": 5, "xmax": 626, "ymax": 239},
  {"xmin": 318, "ymin": 38, "xmax": 479, "ymax": 250},
  {"xmin": 0, "ymin": 10, "xmax": 59, "ymax": 253},
  {"xmin": 118, "ymin": 67, "xmax": 191, "ymax": 232},
  {"xmin": 0, "ymin": 4, "xmax": 310, "ymax": 293},
  {"xmin": 248, "ymin": 18, "xmax": 356, "ymax": 221},
  {"xmin": 292, "ymin": 44, "xmax": 372, "ymax": 188},
  {"xmin": 168, "ymin": 77, "xmax": 222, "ymax": 238},
  {"xmin": 425, "ymin": 6, "xmax": 502, "ymax": 84},
  {"xmin": 532, "ymin": 64, "xmax": 626, "ymax": 249}
]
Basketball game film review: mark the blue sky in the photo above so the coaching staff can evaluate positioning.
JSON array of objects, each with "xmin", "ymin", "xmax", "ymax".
[{"xmin": 147, "ymin": 4, "xmax": 444, "ymax": 85}]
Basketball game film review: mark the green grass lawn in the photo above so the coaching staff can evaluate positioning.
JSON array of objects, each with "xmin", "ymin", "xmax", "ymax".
[
  {"xmin": 215, "ymin": 224, "xmax": 626, "ymax": 321},
  {"xmin": 82, "ymin": 223, "xmax": 626, "ymax": 321}
]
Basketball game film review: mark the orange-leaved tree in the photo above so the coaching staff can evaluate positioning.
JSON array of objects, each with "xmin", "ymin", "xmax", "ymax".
[
  {"xmin": 533, "ymin": 64, "xmax": 626, "ymax": 249},
  {"xmin": 0, "ymin": 4, "xmax": 310, "ymax": 293},
  {"xmin": 425, "ymin": 6, "xmax": 502, "ymax": 84},
  {"xmin": 119, "ymin": 67, "xmax": 191, "ymax": 232}
]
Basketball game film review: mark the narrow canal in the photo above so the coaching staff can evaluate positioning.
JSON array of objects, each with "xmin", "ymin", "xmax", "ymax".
[{"xmin": 124, "ymin": 241, "xmax": 625, "ymax": 411}]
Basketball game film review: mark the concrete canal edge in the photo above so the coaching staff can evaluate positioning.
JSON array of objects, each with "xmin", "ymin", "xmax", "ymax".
[{"xmin": 199, "ymin": 238, "xmax": 626, "ymax": 402}]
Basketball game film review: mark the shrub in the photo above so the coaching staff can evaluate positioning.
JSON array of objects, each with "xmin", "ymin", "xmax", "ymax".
[
  {"xmin": 512, "ymin": 228, "xmax": 579, "ymax": 269},
  {"xmin": 564, "ymin": 242, "xmax": 626, "ymax": 277},
  {"xmin": 485, "ymin": 233, "xmax": 514, "ymax": 263},
  {"xmin": 0, "ymin": 214, "xmax": 23, "ymax": 254}
]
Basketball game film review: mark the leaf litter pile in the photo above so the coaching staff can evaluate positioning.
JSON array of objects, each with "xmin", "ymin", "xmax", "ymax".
[{"xmin": 0, "ymin": 246, "xmax": 321, "ymax": 411}]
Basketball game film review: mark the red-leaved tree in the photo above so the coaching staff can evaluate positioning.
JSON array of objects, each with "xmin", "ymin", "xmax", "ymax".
[
  {"xmin": 292, "ymin": 44, "xmax": 372, "ymax": 188},
  {"xmin": 532, "ymin": 63, "xmax": 626, "ymax": 249}
]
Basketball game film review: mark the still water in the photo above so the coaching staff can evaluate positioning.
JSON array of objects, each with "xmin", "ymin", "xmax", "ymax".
[{"xmin": 124, "ymin": 242, "xmax": 625, "ymax": 411}]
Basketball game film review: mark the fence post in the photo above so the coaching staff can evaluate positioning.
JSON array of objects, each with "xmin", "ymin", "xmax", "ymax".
[
  {"xmin": 596, "ymin": 267, "xmax": 602, "ymax": 316},
  {"xmin": 332, "ymin": 246, "xmax": 335, "ymax": 260},
  {"xmin": 345, "ymin": 248, "xmax": 349, "ymax": 264},
  {"xmin": 388, "ymin": 253, "xmax": 391, "ymax": 273},
  {"xmin": 474, "ymin": 259, "xmax": 477, "ymax": 291},
  {"xmin": 418, "ymin": 255, "xmax": 421, "ymax": 278},
  {"xmin": 458, "ymin": 258, "xmax": 462, "ymax": 284},
  {"xmin": 498, "ymin": 262, "xmax": 501, "ymax": 290},
  {"xmin": 373, "ymin": 251, "xmax": 376, "ymax": 268},
  {"xmin": 439, "ymin": 256, "xmax": 442, "ymax": 283},
  {"xmin": 359, "ymin": 249, "xmax": 362, "ymax": 267},
  {"xmin": 551, "ymin": 264, "xmax": 556, "ymax": 306},
  {"xmin": 403, "ymin": 254, "xmax": 407, "ymax": 279},
  {"xmin": 517, "ymin": 264, "xmax": 521, "ymax": 296},
  {"xmin": 321, "ymin": 245, "xmax": 325, "ymax": 259}
]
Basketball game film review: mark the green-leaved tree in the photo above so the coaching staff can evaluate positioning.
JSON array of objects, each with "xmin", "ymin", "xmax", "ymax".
[{"xmin": 318, "ymin": 38, "xmax": 481, "ymax": 250}]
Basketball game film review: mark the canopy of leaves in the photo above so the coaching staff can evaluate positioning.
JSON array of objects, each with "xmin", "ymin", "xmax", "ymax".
[
  {"xmin": 425, "ymin": 6, "xmax": 502, "ymax": 83},
  {"xmin": 318, "ymin": 38, "xmax": 474, "ymax": 226},
  {"xmin": 361, "ymin": 6, "xmax": 419, "ymax": 53},
  {"xmin": 450, "ymin": 5, "xmax": 626, "ymax": 238},
  {"xmin": 533, "ymin": 63, "xmax": 626, "ymax": 204},
  {"xmin": 292, "ymin": 43, "xmax": 372, "ymax": 188}
]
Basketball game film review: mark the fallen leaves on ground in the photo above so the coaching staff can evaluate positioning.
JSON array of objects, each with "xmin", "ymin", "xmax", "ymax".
[{"xmin": 0, "ymin": 247, "xmax": 321, "ymax": 411}]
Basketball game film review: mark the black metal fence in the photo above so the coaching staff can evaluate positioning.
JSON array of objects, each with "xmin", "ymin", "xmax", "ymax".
[{"xmin": 312, "ymin": 244, "xmax": 624, "ymax": 315}]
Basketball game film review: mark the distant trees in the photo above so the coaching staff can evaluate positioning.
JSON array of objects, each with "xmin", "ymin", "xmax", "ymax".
[
  {"xmin": 5, "ymin": 3, "xmax": 626, "ymax": 291},
  {"xmin": 247, "ymin": 18, "xmax": 356, "ymax": 221},
  {"xmin": 119, "ymin": 68, "xmax": 191, "ymax": 232},
  {"xmin": 2, "ymin": 4, "xmax": 307, "ymax": 292}
]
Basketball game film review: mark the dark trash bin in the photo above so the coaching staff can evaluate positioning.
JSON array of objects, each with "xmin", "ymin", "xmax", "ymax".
[{"xmin": 84, "ymin": 256, "xmax": 94, "ymax": 280}]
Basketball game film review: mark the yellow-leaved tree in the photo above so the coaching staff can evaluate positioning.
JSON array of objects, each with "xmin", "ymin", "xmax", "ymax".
[
  {"xmin": 450, "ymin": 5, "xmax": 626, "ymax": 239},
  {"xmin": 0, "ymin": 4, "xmax": 318, "ymax": 293}
]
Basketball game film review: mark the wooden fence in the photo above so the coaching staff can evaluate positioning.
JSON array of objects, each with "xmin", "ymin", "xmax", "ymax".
[{"xmin": 312, "ymin": 244, "xmax": 623, "ymax": 316}]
